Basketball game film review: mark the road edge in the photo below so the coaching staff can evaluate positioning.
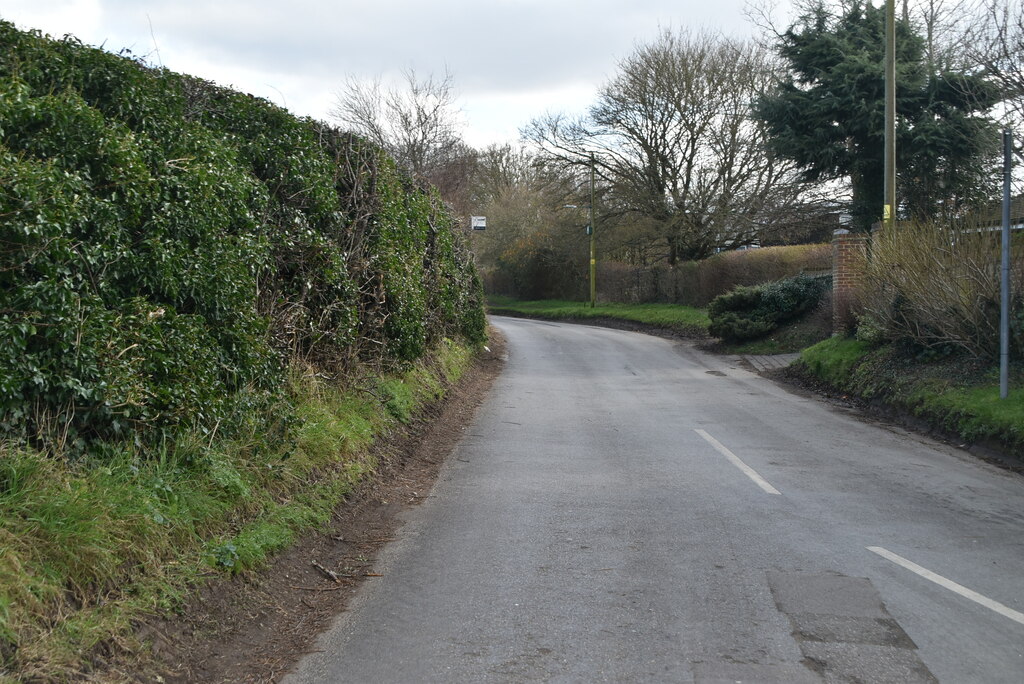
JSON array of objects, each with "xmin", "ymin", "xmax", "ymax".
[{"xmin": 106, "ymin": 329, "xmax": 508, "ymax": 683}]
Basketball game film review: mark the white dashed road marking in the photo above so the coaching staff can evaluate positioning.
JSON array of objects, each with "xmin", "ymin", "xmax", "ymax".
[
  {"xmin": 868, "ymin": 546, "xmax": 1024, "ymax": 626},
  {"xmin": 695, "ymin": 429, "xmax": 781, "ymax": 496}
]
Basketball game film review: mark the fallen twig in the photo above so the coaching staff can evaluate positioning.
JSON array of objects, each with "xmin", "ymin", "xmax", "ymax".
[{"xmin": 311, "ymin": 560, "xmax": 340, "ymax": 583}]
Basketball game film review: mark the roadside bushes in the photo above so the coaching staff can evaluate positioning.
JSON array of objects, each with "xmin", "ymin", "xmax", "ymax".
[
  {"xmin": 693, "ymin": 244, "xmax": 831, "ymax": 304},
  {"xmin": 490, "ymin": 230, "xmax": 586, "ymax": 301},
  {"xmin": 595, "ymin": 243, "xmax": 831, "ymax": 306},
  {"xmin": 0, "ymin": 22, "xmax": 485, "ymax": 454},
  {"xmin": 859, "ymin": 220, "xmax": 1024, "ymax": 359},
  {"xmin": 485, "ymin": 242, "xmax": 832, "ymax": 305},
  {"xmin": 503, "ymin": 245, "xmax": 584, "ymax": 301},
  {"xmin": 708, "ymin": 274, "xmax": 832, "ymax": 342},
  {"xmin": 0, "ymin": 23, "xmax": 489, "ymax": 679}
]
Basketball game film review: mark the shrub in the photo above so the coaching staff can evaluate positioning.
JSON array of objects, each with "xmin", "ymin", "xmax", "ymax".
[
  {"xmin": 708, "ymin": 274, "xmax": 832, "ymax": 342},
  {"xmin": 697, "ymin": 244, "xmax": 831, "ymax": 305},
  {"xmin": 496, "ymin": 234, "xmax": 585, "ymax": 301},
  {"xmin": 860, "ymin": 220, "xmax": 1024, "ymax": 359}
]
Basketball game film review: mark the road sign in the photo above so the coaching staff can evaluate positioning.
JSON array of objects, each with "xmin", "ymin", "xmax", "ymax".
[{"xmin": 471, "ymin": 216, "xmax": 486, "ymax": 231}]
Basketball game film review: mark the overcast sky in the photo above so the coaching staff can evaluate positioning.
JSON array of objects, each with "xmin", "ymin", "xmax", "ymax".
[{"xmin": 0, "ymin": 0, "xmax": 795, "ymax": 148}]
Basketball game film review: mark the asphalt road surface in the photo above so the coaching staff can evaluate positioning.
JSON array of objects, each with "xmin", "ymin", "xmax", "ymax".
[{"xmin": 285, "ymin": 317, "xmax": 1024, "ymax": 683}]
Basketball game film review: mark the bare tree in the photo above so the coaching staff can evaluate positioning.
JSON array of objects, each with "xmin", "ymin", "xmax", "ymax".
[
  {"xmin": 469, "ymin": 145, "xmax": 578, "ymax": 266},
  {"xmin": 332, "ymin": 69, "xmax": 476, "ymax": 210},
  {"xmin": 967, "ymin": 0, "xmax": 1024, "ymax": 129},
  {"xmin": 904, "ymin": 0, "xmax": 979, "ymax": 70},
  {"xmin": 463, "ymin": 144, "xmax": 589, "ymax": 298},
  {"xmin": 470, "ymin": 144, "xmax": 543, "ymax": 204},
  {"xmin": 523, "ymin": 29, "xmax": 809, "ymax": 264},
  {"xmin": 754, "ymin": 0, "xmax": 977, "ymax": 66}
]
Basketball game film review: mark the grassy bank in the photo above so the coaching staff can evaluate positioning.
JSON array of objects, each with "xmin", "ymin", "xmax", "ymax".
[
  {"xmin": 796, "ymin": 337, "xmax": 1024, "ymax": 456},
  {"xmin": 0, "ymin": 339, "xmax": 477, "ymax": 681},
  {"xmin": 1, "ymin": 23, "xmax": 489, "ymax": 680},
  {"xmin": 487, "ymin": 297, "xmax": 709, "ymax": 336}
]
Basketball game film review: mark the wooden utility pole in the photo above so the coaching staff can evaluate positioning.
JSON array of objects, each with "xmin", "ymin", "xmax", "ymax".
[{"xmin": 884, "ymin": 0, "xmax": 896, "ymax": 230}]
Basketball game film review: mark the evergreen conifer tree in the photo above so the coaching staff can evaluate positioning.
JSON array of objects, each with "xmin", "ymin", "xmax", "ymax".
[{"xmin": 755, "ymin": 1, "xmax": 1000, "ymax": 230}]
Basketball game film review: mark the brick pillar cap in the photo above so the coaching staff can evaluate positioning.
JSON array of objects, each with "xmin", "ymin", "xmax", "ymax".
[{"xmin": 833, "ymin": 228, "xmax": 850, "ymax": 236}]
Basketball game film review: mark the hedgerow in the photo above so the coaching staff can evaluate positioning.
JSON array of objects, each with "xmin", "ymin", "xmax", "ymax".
[
  {"xmin": 0, "ymin": 22, "xmax": 486, "ymax": 454},
  {"xmin": 497, "ymin": 243, "xmax": 833, "ymax": 306}
]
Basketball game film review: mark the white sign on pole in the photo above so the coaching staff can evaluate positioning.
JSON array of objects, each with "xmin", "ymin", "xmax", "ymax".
[{"xmin": 471, "ymin": 216, "xmax": 487, "ymax": 231}]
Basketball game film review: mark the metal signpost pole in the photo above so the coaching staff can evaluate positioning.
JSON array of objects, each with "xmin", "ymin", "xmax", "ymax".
[{"xmin": 1001, "ymin": 129, "xmax": 1012, "ymax": 399}]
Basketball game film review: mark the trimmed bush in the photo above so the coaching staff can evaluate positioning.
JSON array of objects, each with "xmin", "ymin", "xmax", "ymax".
[{"xmin": 708, "ymin": 274, "xmax": 831, "ymax": 342}]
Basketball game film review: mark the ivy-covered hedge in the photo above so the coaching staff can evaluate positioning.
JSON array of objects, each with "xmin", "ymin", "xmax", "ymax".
[
  {"xmin": 0, "ymin": 22, "xmax": 486, "ymax": 453},
  {"xmin": 708, "ymin": 274, "xmax": 831, "ymax": 342}
]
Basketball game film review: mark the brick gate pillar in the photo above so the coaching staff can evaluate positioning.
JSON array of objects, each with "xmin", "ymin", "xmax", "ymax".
[{"xmin": 832, "ymin": 229, "xmax": 870, "ymax": 333}]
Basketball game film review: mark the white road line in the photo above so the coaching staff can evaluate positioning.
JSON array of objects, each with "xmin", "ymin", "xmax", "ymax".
[
  {"xmin": 694, "ymin": 429, "xmax": 781, "ymax": 495},
  {"xmin": 868, "ymin": 546, "xmax": 1024, "ymax": 626}
]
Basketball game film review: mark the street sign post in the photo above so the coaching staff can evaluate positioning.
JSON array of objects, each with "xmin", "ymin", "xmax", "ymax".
[{"xmin": 1000, "ymin": 130, "xmax": 1012, "ymax": 399}]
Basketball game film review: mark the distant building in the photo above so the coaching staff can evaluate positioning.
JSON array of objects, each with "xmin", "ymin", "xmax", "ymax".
[
  {"xmin": 868, "ymin": 199, "xmax": 1024, "ymax": 234},
  {"xmin": 970, "ymin": 195, "xmax": 1024, "ymax": 232}
]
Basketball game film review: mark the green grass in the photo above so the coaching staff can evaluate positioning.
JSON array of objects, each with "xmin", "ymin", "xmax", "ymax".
[
  {"xmin": 487, "ymin": 297, "xmax": 709, "ymax": 335},
  {"xmin": 798, "ymin": 337, "xmax": 873, "ymax": 386},
  {"xmin": 916, "ymin": 384, "xmax": 1024, "ymax": 448},
  {"xmin": 0, "ymin": 339, "xmax": 478, "ymax": 681},
  {"xmin": 796, "ymin": 337, "xmax": 1024, "ymax": 455},
  {"xmin": 716, "ymin": 315, "xmax": 834, "ymax": 355}
]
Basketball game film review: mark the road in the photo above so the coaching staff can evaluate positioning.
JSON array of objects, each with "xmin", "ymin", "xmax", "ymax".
[{"xmin": 285, "ymin": 316, "xmax": 1024, "ymax": 683}]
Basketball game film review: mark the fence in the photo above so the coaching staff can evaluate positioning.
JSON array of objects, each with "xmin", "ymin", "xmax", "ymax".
[{"xmin": 591, "ymin": 244, "xmax": 833, "ymax": 307}]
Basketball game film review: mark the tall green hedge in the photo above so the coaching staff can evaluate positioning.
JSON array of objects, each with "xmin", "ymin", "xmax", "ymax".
[{"xmin": 0, "ymin": 23, "xmax": 486, "ymax": 453}]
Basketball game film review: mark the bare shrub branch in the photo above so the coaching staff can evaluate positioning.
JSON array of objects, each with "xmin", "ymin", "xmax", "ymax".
[{"xmin": 861, "ymin": 220, "xmax": 1024, "ymax": 357}]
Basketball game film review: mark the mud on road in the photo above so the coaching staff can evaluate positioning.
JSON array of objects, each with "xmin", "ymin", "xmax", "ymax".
[{"xmin": 112, "ymin": 331, "xmax": 506, "ymax": 684}]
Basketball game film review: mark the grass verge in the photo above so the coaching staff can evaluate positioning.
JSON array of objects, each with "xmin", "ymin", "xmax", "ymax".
[
  {"xmin": 798, "ymin": 337, "xmax": 873, "ymax": 386},
  {"xmin": 0, "ymin": 338, "xmax": 477, "ymax": 682},
  {"xmin": 793, "ymin": 337, "xmax": 1024, "ymax": 456},
  {"xmin": 487, "ymin": 296, "xmax": 709, "ymax": 336}
]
